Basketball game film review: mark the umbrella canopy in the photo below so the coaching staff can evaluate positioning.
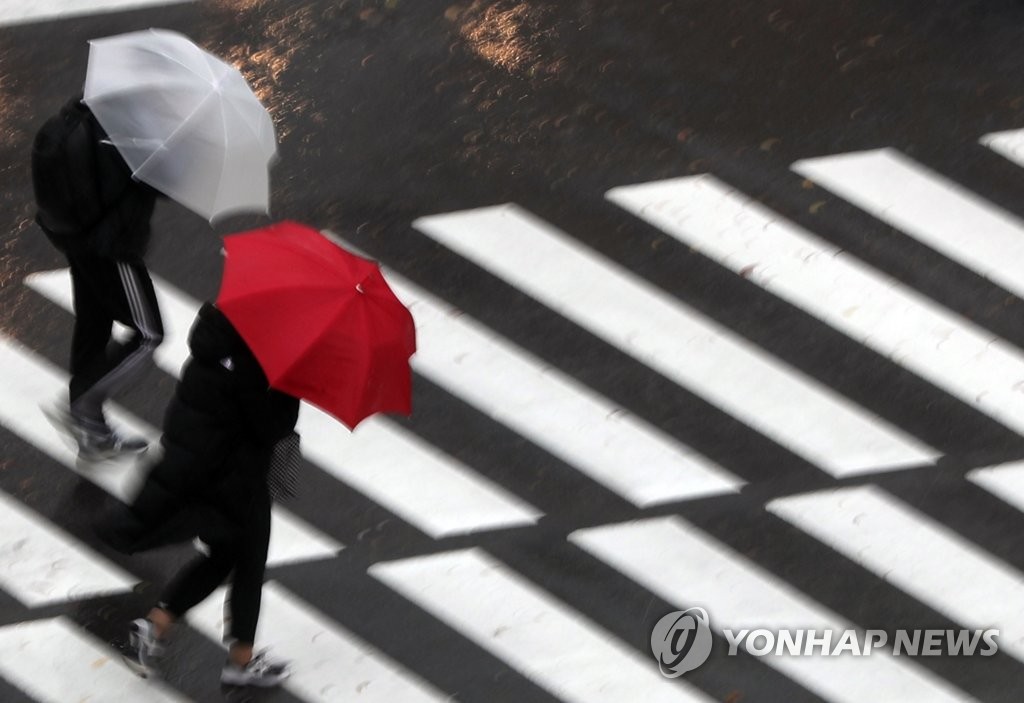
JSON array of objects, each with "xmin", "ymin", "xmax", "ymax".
[
  {"xmin": 83, "ymin": 28, "xmax": 277, "ymax": 223},
  {"xmin": 216, "ymin": 221, "xmax": 417, "ymax": 429}
]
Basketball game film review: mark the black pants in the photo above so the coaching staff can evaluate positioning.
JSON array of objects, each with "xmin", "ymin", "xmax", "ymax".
[
  {"xmin": 159, "ymin": 491, "xmax": 272, "ymax": 645},
  {"xmin": 66, "ymin": 253, "xmax": 163, "ymax": 432}
]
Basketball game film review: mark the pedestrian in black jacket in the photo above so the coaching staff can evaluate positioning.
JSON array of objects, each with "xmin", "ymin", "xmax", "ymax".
[
  {"xmin": 99, "ymin": 302, "xmax": 298, "ymax": 688},
  {"xmin": 34, "ymin": 95, "xmax": 164, "ymax": 461}
]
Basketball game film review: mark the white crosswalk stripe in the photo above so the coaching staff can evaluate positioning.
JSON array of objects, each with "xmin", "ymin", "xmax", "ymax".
[
  {"xmin": 967, "ymin": 460, "xmax": 1024, "ymax": 514},
  {"xmin": 980, "ymin": 128, "xmax": 1024, "ymax": 169},
  {"xmin": 415, "ymin": 204, "xmax": 938, "ymax": 476},
  {"xmin": 768, "ymin": 486, "xmax": 1024, "ymax": 662},
  {"xmin": 793, "ymin": 148, "xmax": 1024, "ymax": 302},
  {"xmin": 0, "ymin": 488, "xmax": 135, "ymax": 607}
]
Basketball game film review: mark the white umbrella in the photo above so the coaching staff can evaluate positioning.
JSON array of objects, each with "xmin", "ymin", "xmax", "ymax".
[{"xmin": 83, "ymin": 28, "xmax": 278, "ymax": 223}]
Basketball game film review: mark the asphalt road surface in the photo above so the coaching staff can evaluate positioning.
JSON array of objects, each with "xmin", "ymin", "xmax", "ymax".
[{"xmin": 3, "ymin": 1, "xmax": 1024, "ymax": 701}]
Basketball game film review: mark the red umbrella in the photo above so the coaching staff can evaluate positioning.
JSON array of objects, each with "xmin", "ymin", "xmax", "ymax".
[{"xmin": 216, "ymin": 221, "xmax": 416, "ymax": 429}]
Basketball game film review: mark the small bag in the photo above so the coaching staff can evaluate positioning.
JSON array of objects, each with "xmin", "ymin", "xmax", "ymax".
[{"xmin": 267, "ymin": 431, "xmax": 301, "ymax": 502}]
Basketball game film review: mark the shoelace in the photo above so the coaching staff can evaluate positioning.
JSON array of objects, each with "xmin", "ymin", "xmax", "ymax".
[
  {"xmin": 133, "ymin": 620, "xmax": 166, "ymax": 655},
  {"xmin": 106, "ymin": 431, "xmax": 148, "ymax": 449}
]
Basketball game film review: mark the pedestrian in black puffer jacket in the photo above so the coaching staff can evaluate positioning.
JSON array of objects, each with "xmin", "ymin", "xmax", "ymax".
[{"xmin": 99, "ymin": 301, "xmax": 298, "ymax": 688}]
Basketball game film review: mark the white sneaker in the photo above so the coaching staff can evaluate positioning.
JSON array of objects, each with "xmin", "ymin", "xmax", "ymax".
[
  {"xmin": 77, "ymin": 428, "xmax": 149, "ymax": 462},
  {"xmin": 42, "ymin": 401, "xmax": 148, "ymax": 461},
  {"xmin": 122, "ymin": 618, "xmax": 166, "ymax": 678},
  {"xmin": 221, "ymin": 651, "xmax": 290, "ymax": 688}
]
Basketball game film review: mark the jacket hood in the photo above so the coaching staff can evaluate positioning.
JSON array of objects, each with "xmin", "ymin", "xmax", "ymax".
[{"xmin": 189, "ymin": 303, "xmax": 268, "ymax": 384}]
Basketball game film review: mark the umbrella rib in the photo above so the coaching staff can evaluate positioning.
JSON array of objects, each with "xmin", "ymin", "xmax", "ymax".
[
  {"xmin": 131, "ymin": 87, "xmax": 221, "ymax": 181},
  {"xmin": 219, "ymin": 96, "xmax": 274, "ymax": 159},
  {"xmin": 268, "ymin": 303, "xmax": 363, "ymax": 387},
  {"xmin": 210, "ymin": 91, "xmax": 231, "ymax": 217},
  {"xmin": 85, "ymin": 79, "xmax": 209, "ymax": 105},
  {"xmin": 83, "ymin": 82, "xmax": 211, "ymax": 151}
]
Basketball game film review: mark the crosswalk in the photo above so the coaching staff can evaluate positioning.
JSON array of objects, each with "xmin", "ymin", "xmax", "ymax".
[
  {"xmin": 414, "ymin": 204, "xmax": 940, "ymax": 476},
  {"xmin": 3, "ymin": 2, "xmax": 1024, "ymax": 691},
  {"xmin": 3, "ymin": 130, "xmax": 1024, "ymax": 700},
  {"xmin": 607, "ymin": 171, "xmax": 1024, "ymax": 436}
]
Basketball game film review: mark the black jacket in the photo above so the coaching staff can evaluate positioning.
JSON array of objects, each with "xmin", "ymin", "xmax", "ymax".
[
  {"xmin": 36, "ymin": 98, "xmax": 158, "ymax": 261},
  {"xmin": 100, "ymin": 303, "xmax": 299, "ymax": 553}
]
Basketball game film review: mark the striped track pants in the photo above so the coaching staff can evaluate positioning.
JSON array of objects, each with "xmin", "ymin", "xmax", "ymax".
[{"xmin": 66, "ymin": 253, "xmax": 164, "ymax": 432}]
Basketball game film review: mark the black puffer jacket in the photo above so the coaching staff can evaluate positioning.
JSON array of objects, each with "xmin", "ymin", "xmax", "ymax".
[
  {"xmin": 35, "ymin": 97, "xmax": 158, "ymax": 261},
  {"xmin": 101, "ymin": 303, "xmax": 299, "ymax": 553}
]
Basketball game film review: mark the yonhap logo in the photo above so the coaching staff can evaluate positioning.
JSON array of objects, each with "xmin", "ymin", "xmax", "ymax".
[{"xmin": 650, "ymin": 607, "xmax": 714, "ymax": 677}]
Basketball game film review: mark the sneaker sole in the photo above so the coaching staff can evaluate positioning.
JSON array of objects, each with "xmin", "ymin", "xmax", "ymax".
[
  {"xmin": 220, "ymin": 671, "xmax": 290, "ymax": 688},
  {"xmin": 79, "ymin": 445, "xmax": 149, "ymax": 463},
  {"xmin": 43, "ymin": 405, "xmax": 148, "ymax": 462},
  {"xmin": 122, "ymin": 653, "xmax": 157, "ymax": 679}
]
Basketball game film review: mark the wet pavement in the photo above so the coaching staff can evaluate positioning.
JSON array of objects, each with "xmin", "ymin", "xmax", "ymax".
[{"xmin": 3, "ymin": 1, "xmax": 1024, "ymax": 701}]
